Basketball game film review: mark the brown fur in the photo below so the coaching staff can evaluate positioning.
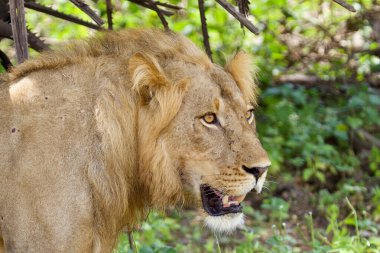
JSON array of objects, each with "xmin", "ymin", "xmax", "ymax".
[{"xmin": 0, "ymin": 29, "xmax": 269, "ymax": 252}]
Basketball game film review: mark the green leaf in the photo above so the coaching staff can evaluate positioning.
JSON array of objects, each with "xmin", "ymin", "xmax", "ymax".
[
  {"xmin": 303, "ymin": 168, "xmax": 314, "ymax": 181},
  {"xmin": 347, "ymin": 117, "xmax": 363, "ymax": 129}
]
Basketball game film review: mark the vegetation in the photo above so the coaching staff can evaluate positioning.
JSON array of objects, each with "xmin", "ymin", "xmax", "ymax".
[{"xmin": 1, "ymin": 0, "xmax": 379, "ymax": 252}]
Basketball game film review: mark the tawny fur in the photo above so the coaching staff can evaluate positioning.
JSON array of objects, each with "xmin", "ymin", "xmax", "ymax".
[
  {"xmin": 0, "ymin": 29, "xmax": 270, "ymax": 252},
  {"xmin": 225, "ymin": 51, "xmax": 258, "ymax": 105}
]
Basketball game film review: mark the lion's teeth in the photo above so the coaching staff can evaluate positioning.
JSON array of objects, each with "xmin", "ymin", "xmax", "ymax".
[
  {"xmin": 222, "ymin": 195, "xmax": 229, "ymax": 207},
  {"xmin": 222, "ymin": 195, "xmax": 244, "ymax": 208}
]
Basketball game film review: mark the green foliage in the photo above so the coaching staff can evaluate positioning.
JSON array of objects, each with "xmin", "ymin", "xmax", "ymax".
[
  {"xmin": 257, "ymin": 83, "xmax": 380, "ymax": 183},
  {"xmin": 262, "ymin": 197, "xmax": 290, "ymax": 222},
  {"xmin": 369, "ymin": 147, "xmax": 380, "ymax": 176}
]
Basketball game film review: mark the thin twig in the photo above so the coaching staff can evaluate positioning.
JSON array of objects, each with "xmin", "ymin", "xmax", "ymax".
[
  {"xmin": 155, "ymin": 1, "xmax": 182, "ymax": 10},
  {"xmin": 0, "ymin": 50, "xmax": 13, "ymax": 71},
  {"xmin": 332, "ymin": 0, "xmax": 356, "ymax": 12},
  {"xmin": 128, "ymin": 0, "xmax": 174, "ymax": 16},
  {"xmin": 146, "ymin": 0, "xmax": 170, "ymax": 30},
  {"xmin": 127, "ymin": 232, "xmax": 134, "ymax": 250},
  {"xmin": 215, "ymin": 0, "xmax": 259, "ymax": 34},
  {"xmin": 198, "ymin": 0, "xmax": 213, "ymax": 61},
  {"xmin": 9, "ymin": 0, "xmax": 29, "ymax": 63},
  {"xmin": 69, "ymin": 0, "xmax": 105, "ymax": 26},
  {"xmin": 236, "ymin": 0, "xmax": 250, "ymax": 17},
  {"xmin": 105, "ymin": 0, "xmax": 113, "ymax": 30},
  {"xmin": 27, "ymin": 29, "xmax": 49, "ymax": 52},
  {"xmin": 24, "ymin": 2, "xmax": 101, "ymax": 30}
]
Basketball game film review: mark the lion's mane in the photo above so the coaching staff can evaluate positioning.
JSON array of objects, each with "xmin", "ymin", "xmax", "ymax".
[{"xmin": 0, "ymin": 29, "xmax": 255, "ymax": 252}]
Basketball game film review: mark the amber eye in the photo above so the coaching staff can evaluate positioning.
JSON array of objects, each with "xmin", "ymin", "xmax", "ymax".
[
  {"xmin": 201, "ymin": 113, "xmax": 218, "ymax": 125},
  {"xmin": 246, "ymin": 109, "xmax": 254, "ymax": 124}
]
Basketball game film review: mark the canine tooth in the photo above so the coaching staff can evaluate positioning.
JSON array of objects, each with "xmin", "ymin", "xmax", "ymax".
[{"xmin": 222, "ymin": 195, "xmax": 229, "ymax": 207}]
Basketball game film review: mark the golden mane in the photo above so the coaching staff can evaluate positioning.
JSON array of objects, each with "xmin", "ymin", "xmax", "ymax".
[{"xmin": 6, "ymin": 29, "xmax": 212, "ymax": 82}]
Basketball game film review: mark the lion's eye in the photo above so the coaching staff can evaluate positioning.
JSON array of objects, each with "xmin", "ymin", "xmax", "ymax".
[
  {"xmin": 246, "ymin": 109, "xmax": 254, "ymax": 124},
  {"xmin": 201, "ymin": 113, "xmax": 218, "ymax": 125}
]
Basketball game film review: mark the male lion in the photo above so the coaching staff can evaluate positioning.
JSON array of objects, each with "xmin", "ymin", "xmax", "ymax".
[{"xmin": 0, "ymin": 29, "xmax": 270, "ymax": 252}]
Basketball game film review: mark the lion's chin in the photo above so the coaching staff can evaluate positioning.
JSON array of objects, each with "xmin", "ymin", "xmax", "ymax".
[{"xmin": 204, "ymin": 213, "xmax": 244, "ymax": 234}]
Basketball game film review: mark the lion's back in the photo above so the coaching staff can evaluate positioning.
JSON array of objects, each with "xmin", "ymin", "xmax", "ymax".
[
  {"xmin": 0, "ymin": 80, "xmax": 12, "ymax": 177},
  {"xmin": 0, "ymin": 61, "xmax": 117, "ymax": 250},
  {"xmin": 0, "ymin": 62, "xmax": 103, "ymax": 213}
]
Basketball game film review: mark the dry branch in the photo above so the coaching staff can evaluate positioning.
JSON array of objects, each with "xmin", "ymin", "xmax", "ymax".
[
  {"xmin": 276, "ymin": 74, "xmax": 320, "ymax": 84},
  {"xmin": 215, "ymin": 0, "xmax": 259, "ymax": 34},
  {"xmin": 0, "ymin": 49, "xmax": 12, "ymax": 71},
  {"xmin": 26, "ymin": 28, "xmax": 49, "ymax": 52},
  {"xmin": 2, "ymin": 0, "xmax": 360, "ymax": 65},
  {"xmin": 69, "ymin": 0, "xmax": 105, "ymax": 26},
  {"xmin": 9, "ymin": 0, "xmax": 29, "ymax": 63},
  {"xmin": 236, "ymin": 0, "xmax": 250, "ymax": 17},
  {"xmin": 24, "ymin": 2, "xmax": 101, "ymax": 30},
  {"xmin": 0, "ymin": 19, "xmax": 12, "ymax": 38},
  {"xmin": 198, "ymin": 0, "xmax": 212, "ymax": 61},
  {"xmin": 106, "ymin": 0, "xmax": 113, "ymax": 30},
  {"xmin": 127, "ymin": 232, "xmax": 134, "ymax": 250},
  {"xmin": 128, "ymin": 0, "xmax": 174, "ymax": 16},
  {"xmin": 332, "ymin": 0, "xmax": 356, "ymax": 12},
  {"xmin": 0, "ymin": 20, "xmax": 48, "ymax": 52},
  {"xmin": 155, "ymin": 2, "xmax": 182, "ymax": 10},
  {"xmin": 146, "ymin": 0, "xmax": 169, "ymax": 30}
]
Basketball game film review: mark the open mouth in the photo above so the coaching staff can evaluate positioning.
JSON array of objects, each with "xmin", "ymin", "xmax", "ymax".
[{"xmin": 200, "ymin": 184, "xmax": 245, "ymax": 216}]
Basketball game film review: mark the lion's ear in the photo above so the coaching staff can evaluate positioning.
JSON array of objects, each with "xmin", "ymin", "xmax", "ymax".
[
  {"xmin": 128, "ymin": 52, "xmax": 169, "ymax": 103},
  {"xmin": 225, "ymin": 51, "xmax": 258, "ymax": 105}
]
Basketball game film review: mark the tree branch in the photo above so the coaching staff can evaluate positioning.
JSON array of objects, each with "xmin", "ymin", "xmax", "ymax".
[
  {"xmin": 0, "ymin": 20, "xmax": 48, "ymax": 52},
  {"xmin": 24, "ymin": 1, "xmax": 101, "ymax": 30},
  {"xmin": 69, "ymin": 0, "xmax": 105, "ymax": 26},
  {"xmin": 198, "ymin": 0, "xmax": 212, "ymax": 61},
  {"xmin": 127, "ymin": 232, "xmax": 134, "ymax": 250},
  {"xmin": 0, "ymin": 49, "xmax": 12, "ymax": 71},
  {"xmin": 106, "ymin": 0, "xmax": 113, "ymax": 30},
  {"xmin": 0, "ymin": 19, "xmax": 12, "ymax": 39},
  {"xmin": 332, "ymin": 0, "xmax": 356, "ymax": 12},
  {"xmin": 155, "ymin": 2, "xmax": 182, "ymax": 10},
  {"xmin": 215, "ymin": 0, "xmax": 259, "ymax": 35},
  {"xmin": 146, "ymin": 0, "xmax": 169, "ymax": 30},
  {"xmin": 236, "ymin": 0, "xmax": 250, "ymax": 17},
  {"xmin": 26, "ymin": 28, "xmax": 49, "ymax": 52},
  {"xmin": 127, "ymin": 0, "xmax": 174, "ymax": 16},
  {"xmin": 9, "ymin": 0, "xmax": 29, "ymax": 63}
]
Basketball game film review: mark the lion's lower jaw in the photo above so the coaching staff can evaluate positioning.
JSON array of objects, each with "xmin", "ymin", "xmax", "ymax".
[{"xmin": 204, "ymin": 213, "xmax": 244, "ymax": 234}]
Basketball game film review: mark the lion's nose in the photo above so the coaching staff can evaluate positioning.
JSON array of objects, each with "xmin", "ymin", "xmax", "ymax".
[{"xmin": 242, "ymin": 165, "xmax": 269, "ymax": 178}]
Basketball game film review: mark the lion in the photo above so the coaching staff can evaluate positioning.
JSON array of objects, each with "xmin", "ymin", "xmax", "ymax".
[{"xmin": 0, "ymin": 29, "xmax": 270, "ymax": 253}]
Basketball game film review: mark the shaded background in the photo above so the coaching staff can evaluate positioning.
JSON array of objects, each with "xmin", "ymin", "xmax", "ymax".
[{"xmin": 1, "ymin": 0, "xmax": 379, "ymax": 252}]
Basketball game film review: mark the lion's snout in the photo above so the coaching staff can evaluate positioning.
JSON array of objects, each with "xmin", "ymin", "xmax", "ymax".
[{"xmin": 242, "ymin": 164, "xmax": 269, "ymax": 179}]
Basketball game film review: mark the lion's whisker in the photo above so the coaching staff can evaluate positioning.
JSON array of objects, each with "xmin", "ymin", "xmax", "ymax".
[{"xmin": 264, "ymin": 179, "xmax": 276, "ymax": 185}]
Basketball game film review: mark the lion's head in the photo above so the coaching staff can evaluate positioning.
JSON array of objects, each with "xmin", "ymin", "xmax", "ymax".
[{"xmin": 126, "ymin": 32, "xmax": 270, "ymax": 233}]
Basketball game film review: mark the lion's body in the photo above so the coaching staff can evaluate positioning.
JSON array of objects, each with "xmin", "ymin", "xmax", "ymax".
[
  {"xmin": 0, "ymin": 54, "xmax": 136, "ymax": 252},
  {"xmin": 0, "ymin": 29, "xmax": 270, "ymax": 253}
]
